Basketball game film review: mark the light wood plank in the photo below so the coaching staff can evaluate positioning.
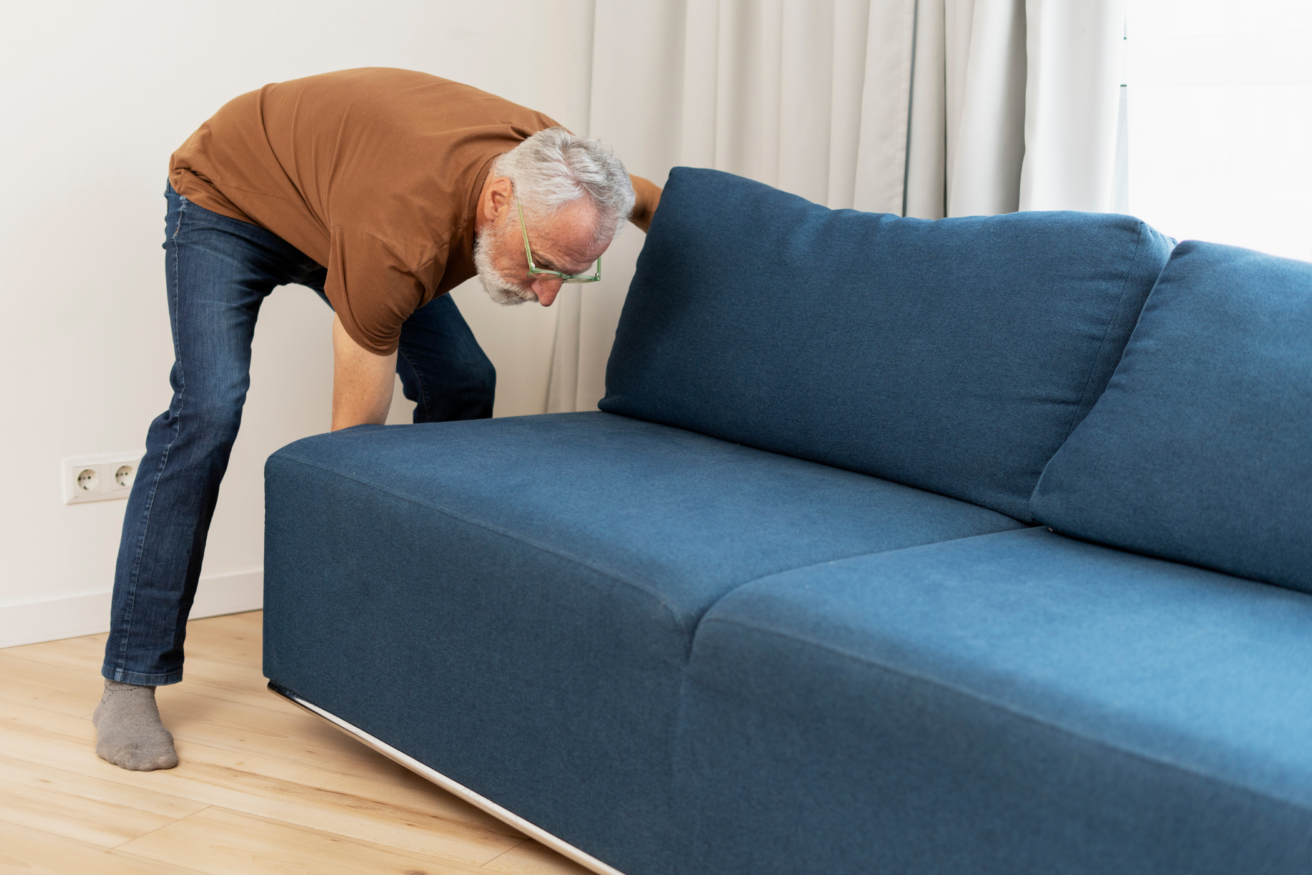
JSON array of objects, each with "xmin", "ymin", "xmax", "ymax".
[
  {"xmin": 120, "ymin": 806, "xmax": 494, "ymax": 875},
  {"xmin": 155, "ymin": 685, "xmax": 418, "ymax": 773},
  {"xmin": 0, "ymin": 698, "xmax": 507, "ymax": 823},
  {"xmin": 0, "ymin": 774, "xmax": 182, "ymax": 849},
  {"xmin": 0, "ymin": 752, "xmax": 206, "ymax": 825},
  {"xmin": 0, "ymin": 820, "xmax": 209, "ymax": 875},
  {"xmin": 181, "ymin": 610, "xmax": 264, "ymax": 667},
  {"xmin": 0, "ymin": 653, "xmax": 102, "ymax": 718},
  {"xmin": 3, "ymin": 610, "xmax": 262, "ymax": 673},
  {"xmin": 162, "ymin": 655, "xmax": 294, "ymax": 714},
  {"xmin": 0, "ymin": 663, "xmax": 360, "ymax": 768},
  {"xmin": 1, "ymin": 612, "xmax": 592, "ymax": 875},
  {"xmin": 0, "ymin": 700, "xmax": 524, "ymax": 864},
  {"xmin": 4, "ymin": 623, "xmax": 283, "ymax": 716},
  {"xmin": 3, "ymin": 630, "xmax": 113, "ymax": 673}
]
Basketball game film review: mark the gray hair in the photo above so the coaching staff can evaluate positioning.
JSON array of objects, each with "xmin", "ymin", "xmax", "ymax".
[{"xmin": 493, "ymin": 127, "xmax": 635, "ymax": 244}]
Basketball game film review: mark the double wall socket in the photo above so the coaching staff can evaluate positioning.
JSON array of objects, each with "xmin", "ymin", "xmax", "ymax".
[{"xmin": 63, "ymin": 453, "xmax": 145, "ymax": 505}]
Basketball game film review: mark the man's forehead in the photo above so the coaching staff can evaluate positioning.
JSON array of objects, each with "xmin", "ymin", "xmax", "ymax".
[
  {"xmin": 529, "ymin": 206, "xmax": 608, "ymax": 268},
  {"xmin": 534, "ymin": 237, "xmax": 605, "ymax": 270}
]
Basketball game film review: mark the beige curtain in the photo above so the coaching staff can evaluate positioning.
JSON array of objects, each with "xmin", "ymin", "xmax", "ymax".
[{"xmin": 545, "ymin": 0, "xmax": 1126, "ymax": 414}]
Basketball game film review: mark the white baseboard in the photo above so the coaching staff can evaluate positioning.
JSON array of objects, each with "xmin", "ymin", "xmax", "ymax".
[{"xmin": 0, "ymin": 569, "xmax": 263, "ymax": 649}]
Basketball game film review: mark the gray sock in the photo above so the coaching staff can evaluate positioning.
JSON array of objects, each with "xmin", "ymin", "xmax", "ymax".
[{"xmin": 93, "ymin": 679, "xmax": 178, "ymax": 771}]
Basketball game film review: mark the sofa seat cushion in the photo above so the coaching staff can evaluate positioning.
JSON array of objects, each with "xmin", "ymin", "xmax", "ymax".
[
  {"xmin": 1032, "ymin": 241, "xmax": 1312, "ymax": 594},
  {"xmin": 262, "ymin": 411, "xmax": 1022, "ymax": 873},
  {"xmin": 602, "ymin": 167, "xmax": 1174, "ymax": 520},
  {"xmin": 680, "ymin": 526, "xmax": 1312, "ymax": 875}
]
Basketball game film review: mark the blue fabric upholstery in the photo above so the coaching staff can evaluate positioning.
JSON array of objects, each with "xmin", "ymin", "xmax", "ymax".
[
  {"xmin": 262, "ymin": 412, "xmax": 1022, "ymax": 873},
  {"xmin": 601, "ymin": 168, "xmax": 1173, "ymax": 520},
  {"xmin": 1032, "ymin": 242, "xmax": 1312, "ymax": 594},
  {"xmin": 680, "ymin": 527, "xmax": 1312, "ymax": 875}
]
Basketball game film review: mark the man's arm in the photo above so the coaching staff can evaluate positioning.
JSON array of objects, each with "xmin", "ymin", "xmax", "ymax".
[
  {"xmin": 331, "ymin": 314, "xmax": 397, "ymax": 431},
  {"xmin": 629, "ymin": 175, "xmax": 663, "ymax": 233}
]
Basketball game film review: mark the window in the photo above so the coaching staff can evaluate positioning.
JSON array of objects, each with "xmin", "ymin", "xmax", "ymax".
[{"xmin": 1127, "ymin": 0, "xmax": 1312, "ymax": 260}]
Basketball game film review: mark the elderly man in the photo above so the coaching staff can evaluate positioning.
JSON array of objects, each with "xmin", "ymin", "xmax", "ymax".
[{"xmin": 94, "ymin": 68, "xmax": 662, "ymax": 771}]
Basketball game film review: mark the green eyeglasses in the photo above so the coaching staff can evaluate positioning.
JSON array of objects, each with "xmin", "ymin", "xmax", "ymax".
[{"xmin": 516, "ymin": 198, "xmax": 601, "ymax": 283}]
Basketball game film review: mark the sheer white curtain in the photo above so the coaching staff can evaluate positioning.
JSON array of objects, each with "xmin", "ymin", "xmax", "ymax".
[{"xmin": 545, "ymin": 0, "xmax": 1127, "ymax": 413}]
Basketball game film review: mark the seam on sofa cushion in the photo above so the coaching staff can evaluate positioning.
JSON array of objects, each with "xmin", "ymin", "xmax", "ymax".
[
  {"xmin": 270, "ymin": 452, "xmax": 1020, "ymax": 653},
  {"xmin": 684, "ymin": 527, "xmax": 1035, "ymax": 660},
  {"xmin": 1061, "ymin": 221, "xmax": 1149, "ymax": 447},
  {"xmin": 695, "ymin": 616, "xmax": 1312, "ymax": 815},
  {"xmin": 271, "ymin": 452, "xmax": 686, "ymax": 627}
]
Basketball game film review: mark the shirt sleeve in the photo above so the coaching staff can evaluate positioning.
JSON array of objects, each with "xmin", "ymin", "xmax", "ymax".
[{"xmin": 323, "ymin": 225, "xmax": 428, "ymax": 355}]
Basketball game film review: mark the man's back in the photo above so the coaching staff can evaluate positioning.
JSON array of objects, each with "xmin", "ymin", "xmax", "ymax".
[{"xmin": 170, "ymin": 67, "xmax": 557, "ymax": 352}]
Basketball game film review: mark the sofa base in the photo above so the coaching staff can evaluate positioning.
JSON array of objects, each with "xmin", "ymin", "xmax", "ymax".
[{"xmin": 265, "ymin": 681, "xmax": 624, "ymax": 875}]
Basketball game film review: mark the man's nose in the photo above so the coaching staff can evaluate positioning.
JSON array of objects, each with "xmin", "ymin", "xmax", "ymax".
[{"xmin": 533, "ymin": 278, "xmax": 563, "ymax": 307}]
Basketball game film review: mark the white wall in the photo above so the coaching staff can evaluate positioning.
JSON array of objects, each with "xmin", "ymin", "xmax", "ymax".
[{"xmin": 0, "ymin": 0, "xmax": 597, "ymax": 646}]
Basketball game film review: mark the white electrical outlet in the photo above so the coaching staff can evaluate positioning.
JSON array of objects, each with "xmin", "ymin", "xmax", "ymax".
[{"xmin": 63, "ymin": 453, "xmax": 145, "ymax": 505}]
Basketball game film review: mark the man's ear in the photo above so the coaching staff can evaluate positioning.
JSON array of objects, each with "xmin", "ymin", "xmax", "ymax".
[{"xmin": 485, "ymin": 176, "xmax": 513, "ymax": 224}]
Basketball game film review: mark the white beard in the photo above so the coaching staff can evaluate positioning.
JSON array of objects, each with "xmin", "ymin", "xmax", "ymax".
[{"xmin": 473, "ymin": 226, "xmax": 537, "ymax": 306}]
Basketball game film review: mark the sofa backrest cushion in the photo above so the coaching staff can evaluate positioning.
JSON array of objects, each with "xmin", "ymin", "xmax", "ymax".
[
  {"xmin": 600, "ymin": 167, "xmax": 1173, "ymax": 521},
  {"xmin": 1032, "ymin": 241, "xmax": 1312, "ymax": 594}
]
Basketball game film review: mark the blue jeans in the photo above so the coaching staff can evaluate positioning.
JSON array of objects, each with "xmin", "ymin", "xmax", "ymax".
[{"xmin": 102, "ymin": 184, "xmax": 496, "ymax": 685}]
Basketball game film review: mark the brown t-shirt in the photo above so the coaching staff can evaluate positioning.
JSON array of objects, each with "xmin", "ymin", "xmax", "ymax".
[{"xmin": 169, "ymin": 68, "xmax": 558, "ymax": 354}]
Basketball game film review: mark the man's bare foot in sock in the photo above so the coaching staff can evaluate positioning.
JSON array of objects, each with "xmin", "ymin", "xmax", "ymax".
[{"xmin": 93, "ymin": 679, "xmax": 178, "ymax": 770}]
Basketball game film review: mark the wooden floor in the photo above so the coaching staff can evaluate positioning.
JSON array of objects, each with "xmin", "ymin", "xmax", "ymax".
[{"xmin": 0, "ymin": 611, "xmax": 591, "ymax": 875}]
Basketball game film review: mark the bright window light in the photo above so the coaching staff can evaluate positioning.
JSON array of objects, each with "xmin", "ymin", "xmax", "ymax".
[{"xmin": 1127, "ymin": 0, "xmax": 1312, "ymax": 260}]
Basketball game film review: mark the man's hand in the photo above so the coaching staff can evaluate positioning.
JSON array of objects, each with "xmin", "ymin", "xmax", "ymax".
[
  {"xmin": 331, "ymin": 314, "xmax": 397, "ymax": 431},
  {"xmin": 629, "ymin": 175, "xmax": 663, "ymax": 233}
]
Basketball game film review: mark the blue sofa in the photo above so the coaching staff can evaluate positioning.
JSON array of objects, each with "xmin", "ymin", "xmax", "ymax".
[{"xmin": 262, "ymin": 168, "xmax": 1312, "ymax": 875}]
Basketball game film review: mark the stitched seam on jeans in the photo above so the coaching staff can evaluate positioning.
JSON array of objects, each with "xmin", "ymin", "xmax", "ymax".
[
  {"xmin": 700, "ymin": 617, "xmax": 1312, "ymax": 816},
  {"xmin": 114, "ymin": 196, "xmax": 189, "ymax": 676}
]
